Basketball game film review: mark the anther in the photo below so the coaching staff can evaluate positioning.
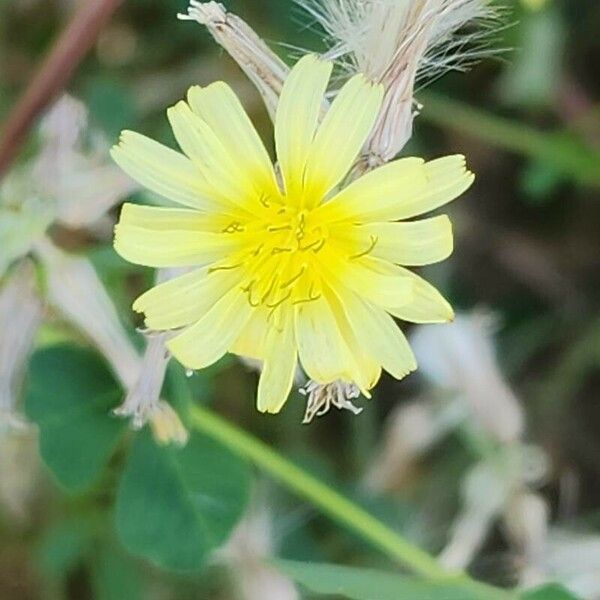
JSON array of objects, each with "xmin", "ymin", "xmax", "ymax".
[
  {"xmin": 241, "ymin": 281, "xmax": 260, "ymax": 307},
  {"xmin": 222, "ymin": 221, "xmax": 245, "ymax": 234},
  {"xmin": 266, "ymin": 291, "xmax": 292, "ymax": 309},
  {"xmin": 293, "ymin": 282, "xmax": 322, "ymax": 305},
  {"xmin": 349, "ymin": 235, "xmax": 378, "ymax": 260},
  {"xmin": 280, "ymin": 265, "xmax": 306, "ymax": 289},
  {"xmin": 208, "ymin": 262, "xmax": 242, "ymax": 273},
  {"xmin": 267, "ymin": 225, "xmax": 292, "ymax": 233},
  {"xmin": 300, "ymin": 238, "xmax": 325, "ymax": 253},
  {"xmin": 293, "ymin": 293, "xmax": 322, "ymax": 305},
  {"xmin": 296, "ymin": 213, "xmax": 306, "ymax": 240},
  {"xmin": 260, "ymin": 275, "xmax": 279, "ymax": 303}
]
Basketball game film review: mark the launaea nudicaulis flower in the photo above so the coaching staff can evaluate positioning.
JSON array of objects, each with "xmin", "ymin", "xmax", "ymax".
[{"xmin": 112, "ymin": 54, "xmax": 474, "ymax": 414}]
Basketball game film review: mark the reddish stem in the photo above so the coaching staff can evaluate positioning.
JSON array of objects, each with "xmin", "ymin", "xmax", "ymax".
[{"xmin": 0, "ymin": 0, "xmax": 122, "ymax": 176}]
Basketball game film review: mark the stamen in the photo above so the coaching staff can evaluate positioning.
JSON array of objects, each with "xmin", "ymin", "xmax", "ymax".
[
  {"xmin": 349, "ymin": 235, "xmax": 379, "ymax": 260},
  {"xmin": 300, "ymin": 238, "xmax": 325, "ymax": 253},
  {"xmin": 296, "ymin": 213, "xmax": 306, "ymax": 239},
  {"xmin": 258, "ymin": 194, "xmax": 271, "ymax": 208},
  {"xmin": 260, "ymin": 274, "xmax": 279, "ymax": 303},
  {"xmin": 280, "ymin": 265, "xmax": 306, "ymax": 289},
  {"xmin": 208, "ymin": 262, "xmax": 243, "ymax": 273},
  {"xmin": 293, "ymin": 294, "xmax": 322, "ymax": 305},
  {"xmin": 271, "ymin": 246, "xmax": 293, "ymax": 255},
  {"xmin": 241, "ymin": 280, "xmax": 261, "ymax": 307},
  {"xmin": 293, "ymin": 283, "xmax": 322, "ymax": 305},
  {"xmin": 222, "ymin": 221, "xmax": 245, "ymax": 234},
  {"xmin": 267, "ymin": 224, "xmax": 293, "ymax": 233},
  {"xmin": 251, "ymin": 244, "xmax": 264, "ymax": 257},
  {"xmin": 266, "ymin": 291, "xmax": 292, "ymax": 309}
]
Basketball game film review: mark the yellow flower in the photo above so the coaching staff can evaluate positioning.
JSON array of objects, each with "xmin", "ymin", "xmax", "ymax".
[{"xmin": 112, "ymin": 54, "xmax": 474, "ymax": 414}]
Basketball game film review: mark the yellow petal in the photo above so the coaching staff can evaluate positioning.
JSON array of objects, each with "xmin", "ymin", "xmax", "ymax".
[
  {"xmin": 321, "ymin": 249, "xmax": 413, "ymax": 309},
  {"xmin": 257, "ymin": 310, "xmax": 297, "ymax": 414},
  {"xmin": 114, "ymin": 223, "xmax": 244, "ymax": 267},
  {"xmin": 319, "ymin": 155, "xmax": 474, "ymax": 223},
  {"xmin": 323, "ymin": 286, "xmax": 381, "ymax": 392},
  {"xmin": 187, "ymin": 82, "xmax": 280, "ymax": 198},
  {"xmin": 119, "ymin": 202, "xmax": 239, "ymax": 232},
  {"xmin": 230, "ymin": 306, "xmax": 271, "ymax": 360},
  {"xmin": 133, "ymin": 268, "xmax": 239, "ymax": 330},
  {"xmin": 385, "ymin": 268, "xmax": 454, "ymax": 323},
  {"xmin": 167, "ymin": 101, "xmax": 259, "ymax": 212},
  {"xmin": 274, "ymin": 54, "xmax": 333, "ymax": 198},
  {"xmin": 336, "ymin": 215, "xmax": 453, "ymax": 266},
  {"xmin": 110, "ymin": 131, "xmax": 218, "ymax": 211},
  {"xmin": 167, "ymin": 289, "xmax": 252, "ymax": 369},
  {"xmin": 303, "ymin": 74, "xmax": 384, "ymax": 204},
  {"xmin": 294, "ymin": 294, "xmax": 359, "ymax": 384},
  {"xmin": 333, "ymin": 285, "xmax": 417, "ymax": 380}
]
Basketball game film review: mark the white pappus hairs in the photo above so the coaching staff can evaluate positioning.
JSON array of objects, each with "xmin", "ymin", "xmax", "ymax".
[{"xmin": 295, "ymin": 0, "xmax": 505, "ymax": 85}]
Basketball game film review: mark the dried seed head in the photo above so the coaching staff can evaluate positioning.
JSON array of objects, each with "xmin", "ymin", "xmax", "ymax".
[
  {"xmin": 148, "ymin": 401, "xmax": 189, "ymax": 447},
  {"xmin": 114, "ymin": 270, "xmax": 189, "ymax": 447},
  {"xmin": 440, "ymin": 445, "xmax": 548, "ymax": 570},
  {"xmin": 178, "ymin": 1, "xmax": 289, "ymax": 121},
  {"xmin": 298, "ymin": 0, "xmax": 502, "ymax": 84},
  {"xmin": 503, "ymin": 491, "xmax": 549, "ymax": 567},
  {"xmin": 537, "ymin": 529, "xmax": 600, "ymax": 597},
  {"xmin": 112, "ymin": 328, "xmax": 188, "ymax": 446},
  {"xmin": 0, "ymin": 171, "xmax": 54, "ymax": 278},
  {"xmin": 0, "ymin": 430, "xmax": 40, "ymax": 523},
  {"xmin": 36, "ymin": 94, "xmax": 136, "ymax": 228},
  {"xmin": 298, "ymin": 0, "xmax": 503, "ymax": 160},
  {"xmin": 364, "ymin": 399, "xmax": 462, "ymax": 491},
  {"xmin": 113, "ymin": 333, "xmax": 170, "ymax": 425},
  {"xmin": 411, "ymin": 311, "xmax": 524, "ymax": 443},
  {"xmin": 300, "ymin": 380, "xmax": 362, "ymax": 424},
  {"xmin": 34, "ymin": 237, "xmax": 142, "ymax": 390},
  {"xmin": 0, "ymin": 261, "xmax": 43, "ymax": 431}
]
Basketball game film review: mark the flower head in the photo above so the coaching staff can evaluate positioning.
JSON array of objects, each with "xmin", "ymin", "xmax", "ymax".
[{"xmin": 112, "ymin": 54, "xmax": 473, "ymax": 414}]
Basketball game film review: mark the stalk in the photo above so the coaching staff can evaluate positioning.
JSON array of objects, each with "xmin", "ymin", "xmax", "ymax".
[{"xmin": 187, "ymin": 403, "xmax": 515, "ymax": 600}]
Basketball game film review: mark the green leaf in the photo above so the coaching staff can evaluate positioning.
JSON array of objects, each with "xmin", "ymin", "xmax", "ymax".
[
  {"xmin": 273, "ymin": 560, "xmax": 488, "ymax": 600},
  {"xmin": 521, "ymin": 584, "xmax": 581, "ymax": 600},
  {"xmin": 521, "ymin": 160, "xmax": 565, "ymax": 202},
  {"xmin": 84, "ymin": 78, "xmax": 136, "ymax": 139},
  {"xmin": 37, "ymin": 518, "xmax": 94, "ymax": 579},
  {"xmin": 25, "ymin": 344, "xmax": 125, "ymax": 492},
  {"xmin": 91, "ymin": 544, "xmax": 143, "ymax": 600},
  {"xmin": 115, "ymin": 430, "xmax": 251, "ymax": 572}
]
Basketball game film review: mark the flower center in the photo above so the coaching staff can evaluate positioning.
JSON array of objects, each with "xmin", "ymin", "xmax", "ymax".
[{"xmin": 223, "ymin": 204, "xmax": 330, "ymax": 313}]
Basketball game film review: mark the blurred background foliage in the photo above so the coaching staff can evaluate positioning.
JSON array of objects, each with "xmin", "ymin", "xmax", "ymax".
[{"xmin": 0, "ymin": 0, "xmax": 599, "ymax": 599}]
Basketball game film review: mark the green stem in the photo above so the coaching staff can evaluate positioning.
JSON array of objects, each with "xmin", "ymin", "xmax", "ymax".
[
  {"xmin": 419, "ymin": 92, "xmax": 600, "ymax": 187},
  {"xmin": 187, "ymin": 404, "xmax": 514, "ymax": 600}
]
